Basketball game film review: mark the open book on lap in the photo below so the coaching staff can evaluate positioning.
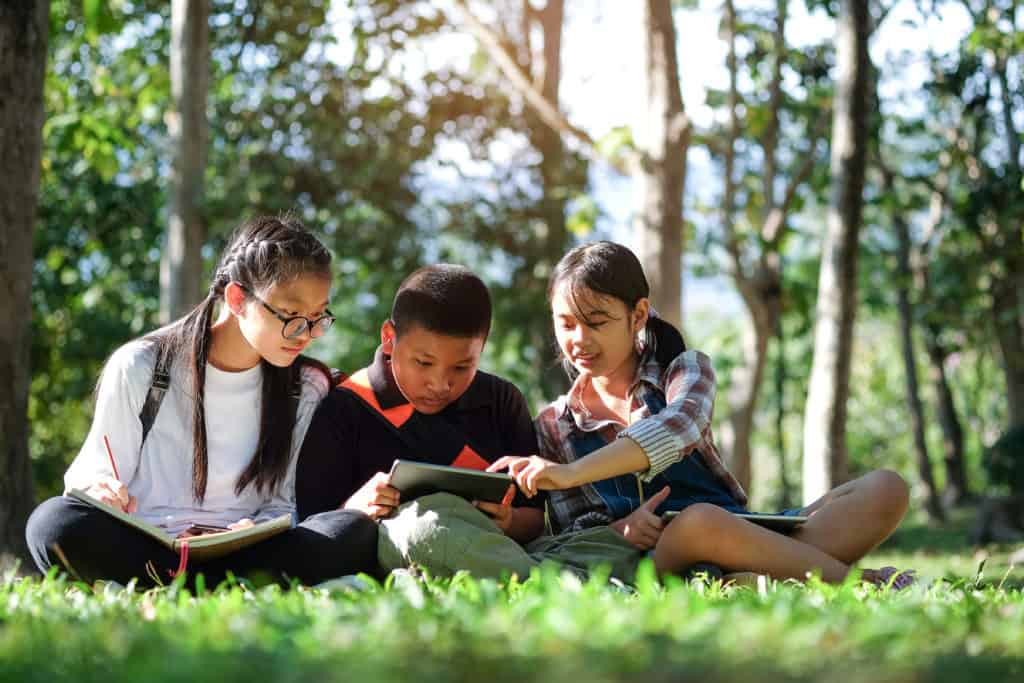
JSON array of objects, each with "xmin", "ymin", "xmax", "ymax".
[{"xmin": 67, "ymin": 489, "xmax": 291, "ymax": 562}]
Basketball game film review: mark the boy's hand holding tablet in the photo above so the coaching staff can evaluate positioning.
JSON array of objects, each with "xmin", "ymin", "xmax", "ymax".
[
  {"xmin": 342, "ymin": 461, "xmax": 519, "ymax": 528},
  {"xmin": 343, "ymin": 471, "xmax": 402, "ymax": 520},
  {"xmin": 472, "ymin": 485, "xmax": 517, "ymax": 533}
]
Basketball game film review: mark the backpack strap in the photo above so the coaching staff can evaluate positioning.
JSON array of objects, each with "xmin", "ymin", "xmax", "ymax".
[
  {"xmin": 138, "ymin": 349, "xmax": 304, "ymax": 451},
  {"xmin": 138, "ymin": 346, "xmax": 172, "ymax": 449},
  {"xmin": 289, "ymin": 363, "xmax": 303, "ymax": 421}
]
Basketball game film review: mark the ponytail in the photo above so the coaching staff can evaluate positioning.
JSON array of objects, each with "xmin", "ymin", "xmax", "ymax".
[
  {"xmin": 187, "ymin": 293, "xmax": 218, "ymax": 503},
  {"xmin": 644, "ymin": 315, "xmax": 687, "ymax": 369}
]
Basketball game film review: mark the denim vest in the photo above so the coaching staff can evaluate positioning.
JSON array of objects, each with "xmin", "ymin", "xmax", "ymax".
[{"xmin": 568, "ymin": 390, "xmax": 744, "ymax": 519}]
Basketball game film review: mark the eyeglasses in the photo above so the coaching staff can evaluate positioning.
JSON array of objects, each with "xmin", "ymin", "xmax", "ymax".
[{"xmin": 239, "ymin": 285, "xmax": 336, "ymax": 340}]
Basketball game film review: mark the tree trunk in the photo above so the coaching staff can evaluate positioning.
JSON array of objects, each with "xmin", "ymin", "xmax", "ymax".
[
  {"xmin": 635, "ymin": 0, "xmax": 689, "ymax": 330},
  {"xmin": 991, "ymin": 280, "xmax": 1024, "ymax": 429},
  {"xmin": 536, "ymin": 0, "xmax": 566, "ymax": 265},
  {"xmin": 989, "ymin": 33, "xmax": 1024, "ymax": 427},
  {"xmin": 721, "ymin": 308, "xmax": 772, "ymax": 493},
  {"xmin": 894, "ymin": 213, "xmax": 945, "ymax": 522},
  {"xmin": 802, "ymin": 0, "xmax": 870, "ymax": 503},
  {"xmin": 531, "ymin": 0, "xmax": 569, "ymax": 396},
  {"xmin": 775, "ymin": 316, "xmax": 794, "ymax": 510},
  {"xmin": 0, "ymin": 0, "xmax": 48, "ymax": 565},
  {"xmin": 923, "ymin": 329, "xmax": 970, "ymax": 505},
  {"xmin": 161, "ymin": 0, "xmax": 210, "ymax": 323},
  {"xmin": 716, "ymin": 0, "xmax": 803, "ymax": 497}
]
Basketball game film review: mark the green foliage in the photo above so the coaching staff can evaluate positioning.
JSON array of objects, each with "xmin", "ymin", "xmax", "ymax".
[{"xmin": 32, "ymin": 1, "xmax": 168, "ymax": 497}]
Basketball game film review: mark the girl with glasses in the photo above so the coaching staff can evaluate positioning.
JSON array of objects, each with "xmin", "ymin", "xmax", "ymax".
[{"xmin": 26, "ymin": 216, "xmax": 379, "ymax": 588}]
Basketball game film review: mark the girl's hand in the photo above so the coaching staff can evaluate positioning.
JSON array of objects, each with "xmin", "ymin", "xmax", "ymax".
[
  {"xmin": 473, "ymin": 485, "xmax": 516, "ymax": 534},
  {"xmin": 228, "ymin": 518, "xmax": 255, "ymax": 531},
  {"xmin": 487, "ymin": 456, "xmax": 574, "ymax": 497},
  {"xmin": 84, "ymin": 476, "xmax": 138, "ymax": 513},
  {"xmin": 610, "ymin": 486, "xmax": 670, "ymax": 549},
  {"xmin": 343, "ymin": 471, "xmax": 401, "ymax": 520}
]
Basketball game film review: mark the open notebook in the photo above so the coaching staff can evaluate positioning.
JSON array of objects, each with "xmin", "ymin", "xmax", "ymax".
[{"xmin": 67, "ymin": 489, "xmax": 291, "ymax": 562}]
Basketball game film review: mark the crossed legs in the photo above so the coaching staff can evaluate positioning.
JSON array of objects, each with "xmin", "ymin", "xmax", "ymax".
[{"xmin": 652, "ymin": 469, "xmax": 910, "ymax": 583}]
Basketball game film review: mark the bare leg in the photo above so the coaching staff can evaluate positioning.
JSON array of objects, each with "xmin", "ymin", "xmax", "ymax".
[
  {"xmin": 653, "ymin": 503, "xmax": 851, "ymax": 582},
  {"xmin": 790, "ymin": 469, "xmax": 910, "ymax": 564}
]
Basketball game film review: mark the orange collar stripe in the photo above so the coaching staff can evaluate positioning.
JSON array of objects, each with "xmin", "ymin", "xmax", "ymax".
[
  {"xmin": 340, "ymin": 369, "xmax": 415, "ymax": 429},
  {"xmin": 340, "ymin": 369, "xmax": 489, "ymax": 470}
]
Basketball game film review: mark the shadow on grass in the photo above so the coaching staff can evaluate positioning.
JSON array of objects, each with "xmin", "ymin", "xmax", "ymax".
[{"xmin": 879, "ymin": 506, "xmax": 979, "ymax": 554}]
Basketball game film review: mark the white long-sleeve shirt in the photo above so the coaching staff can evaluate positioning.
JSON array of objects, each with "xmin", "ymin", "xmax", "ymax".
[{"xmin": 64, "ymin": 339, "xmax": 329, "ymax": 535}]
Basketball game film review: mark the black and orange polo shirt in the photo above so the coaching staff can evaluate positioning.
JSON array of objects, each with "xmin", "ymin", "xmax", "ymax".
[{"xmin": 295, "ymin": 346, "xmax": 543, "ymax": 521}]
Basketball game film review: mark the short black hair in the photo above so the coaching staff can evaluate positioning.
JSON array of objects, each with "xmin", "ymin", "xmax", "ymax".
[{"xmin": 391, "ymin": 264, "xmax": 492, "ymax": 339}]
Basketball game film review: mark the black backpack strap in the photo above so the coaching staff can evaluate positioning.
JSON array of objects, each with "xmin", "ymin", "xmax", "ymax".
[
  {"xmin": 290, "ymin": 363, "xmax": 303, "ymax": 416},
  {"xmin": 138, "ymin": 346, "xmax": 172, "ymax": 449}
]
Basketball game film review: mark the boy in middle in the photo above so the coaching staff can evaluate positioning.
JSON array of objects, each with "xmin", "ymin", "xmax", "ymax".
[{"xmin": 295, "ymin": 264, "xmax": 549, "ymax": 578}]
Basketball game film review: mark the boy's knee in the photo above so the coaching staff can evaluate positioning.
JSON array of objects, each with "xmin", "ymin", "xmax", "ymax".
[
  {"xmin": 409, "ymin": 492, "xmax": 478, "ymax": 517},
  {"xmin": 379, "ymin": 494, "xmax": 510, "ymax": 577}
]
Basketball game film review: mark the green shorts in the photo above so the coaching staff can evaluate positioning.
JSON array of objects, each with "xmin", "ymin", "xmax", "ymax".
[{"xmin": 378, "ymin": 493, "xmax": 644, "ymax": 582}]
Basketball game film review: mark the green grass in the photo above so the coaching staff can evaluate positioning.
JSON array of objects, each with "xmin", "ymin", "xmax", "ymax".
[{"xmin": 2, "ymin": 519, "xmax": 1023, "ymax": 683}]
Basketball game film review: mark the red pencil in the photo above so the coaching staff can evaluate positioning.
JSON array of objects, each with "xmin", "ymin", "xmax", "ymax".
[{"xmin": 103, "ymin": 434, "xmax": 121, "ymax": 480}]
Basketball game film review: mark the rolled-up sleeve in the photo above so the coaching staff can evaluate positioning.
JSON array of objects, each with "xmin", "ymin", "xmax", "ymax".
[{"xmin": 618, "ymin": 350, "xmax": 717, "ymax": 481}]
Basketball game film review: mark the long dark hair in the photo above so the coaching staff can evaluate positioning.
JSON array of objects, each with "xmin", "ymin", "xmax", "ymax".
[
  {"xmin": 548, "ymin": 241, "xmax": 686, "ymax": 379},
  {"xmin": 144, "ymin": 215, "xmax": 332, "ymax": 504}
]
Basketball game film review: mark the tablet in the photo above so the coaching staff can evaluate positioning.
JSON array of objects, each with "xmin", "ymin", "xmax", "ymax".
[
  {"xmin": 662, "ymin": 510, "xmax": 808, "ymax": 533},
  {"xmin": 388, "ymin": 460, "xmax": 514, "ymax": 504}
]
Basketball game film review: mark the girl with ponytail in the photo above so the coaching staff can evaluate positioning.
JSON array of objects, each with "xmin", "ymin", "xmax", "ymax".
[
  {"xmin": 491, "ymin": 241, "xmax": 915, "ymax": 587},
  {"xmin": 27, "ymin": 216, "xmax": 379, "ymax": 587}
]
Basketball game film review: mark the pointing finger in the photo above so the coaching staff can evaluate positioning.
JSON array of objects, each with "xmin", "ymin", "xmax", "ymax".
[
  {"xmin": 487, "ymin": 457, "xmax": 513, "ymax": 473},
  {"xmin": 641, "ymin": 485, "xmax": 671, "ymax": 511}
]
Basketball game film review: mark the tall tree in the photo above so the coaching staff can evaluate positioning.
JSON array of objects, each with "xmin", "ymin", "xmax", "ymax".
[
  {"xmin": 634, "ymin": 0, "xmax": 689, "ymax": 330},
  {"xmin": 516, "ymin": 0, "xmax": 573, "ymax": 392},
  {"xmin": 0, "ymin": 0, "xmax": 49, "ymax": 563},
  {"xmin": 713, "ymin": 0, "xmax": 827, "ymax": 493},
  {"xmin": 922, "ymin": 0, "xmax": 1023, "ymax": 432},
  {"xmin": 802, "ymin": 0, "xmax": 871, "ymax": 501},
  {"xmin": 874, "ymin": 25, "xmax": 977, "ymax": 506},
  {"xmin": 449, "ymin": 0, "xmax": 691, "ymax": 329},
  {"xmin": 878, "ymin": 162, "xmax": 945, "ymax": 522},
  {"xmin": 160, "ymin": 0, "xmax": 209, "ymax": 322}
]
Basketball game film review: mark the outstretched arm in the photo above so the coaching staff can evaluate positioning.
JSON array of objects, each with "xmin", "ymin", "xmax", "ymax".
[
  {"xmin": 491, "ymin": 351, "xmax": 718, "ymax": 495},
  {"xmin": 489, "ymin": 437, "xmax": 649, "ymax": 497}
]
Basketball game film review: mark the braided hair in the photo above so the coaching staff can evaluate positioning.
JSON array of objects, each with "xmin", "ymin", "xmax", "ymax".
[{"xmin": 146, "ymin": 215, "xmax": 332, "ymax": 504}]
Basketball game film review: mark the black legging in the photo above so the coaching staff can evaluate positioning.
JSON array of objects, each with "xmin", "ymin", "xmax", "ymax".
[{"xmin": 26, "ymin": 496, "xmax": 381, "ymax": 588}]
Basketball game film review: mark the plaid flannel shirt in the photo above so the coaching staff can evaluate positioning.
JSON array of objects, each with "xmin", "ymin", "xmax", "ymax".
[{"xmin": 535, "ymin": 349, "xmax": 748, "ymax": 534}]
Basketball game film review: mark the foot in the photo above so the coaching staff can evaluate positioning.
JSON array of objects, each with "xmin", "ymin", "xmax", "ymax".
[{"xmin": 862, "ymin": 566, "xmax": 916, "ymax": 590}]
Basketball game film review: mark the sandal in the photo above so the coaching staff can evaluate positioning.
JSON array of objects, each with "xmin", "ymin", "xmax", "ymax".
[{"xmin": 863, "ymin": 566, "xmax": 916, "ymax": 590}]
